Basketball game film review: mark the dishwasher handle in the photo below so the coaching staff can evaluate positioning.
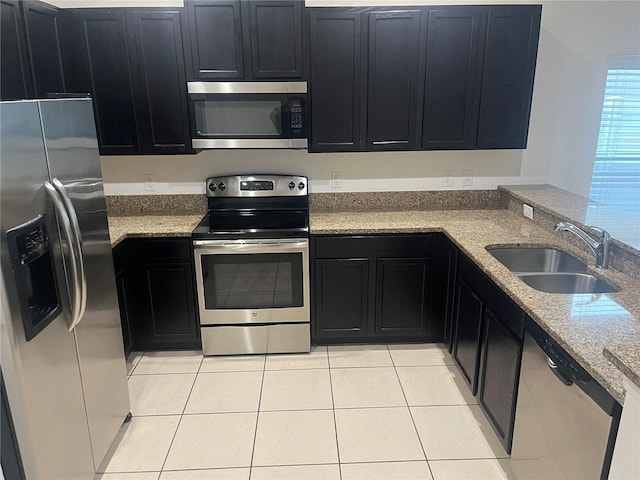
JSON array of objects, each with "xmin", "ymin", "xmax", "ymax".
[{"xmin": 547, "ymin": 357, "xmax": 574, "ymax": 386}]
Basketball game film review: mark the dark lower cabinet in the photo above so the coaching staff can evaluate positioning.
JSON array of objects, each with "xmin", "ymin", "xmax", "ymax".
[
  {"xmin": 312, "ymin": 234, "xmax": 437, "ymax": 343},
  {"xmin": 113, "ymin": 238, "xmax": 200, "ymax": 352},
  {"xmin": 314, "ymin": 258, "xmax": 369, "ymax": 338},
  {"xmin": 451, "ymin": 250, "xmax": 525, "ymax": 453}
]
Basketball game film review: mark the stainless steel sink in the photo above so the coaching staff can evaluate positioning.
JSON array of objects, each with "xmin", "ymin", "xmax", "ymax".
[
  {"xmin": 517, "ymin": 273, "xmax": 618, "ymax": 294},
  {"xmin": 486, "ymin": 247, "xmax": 588, "ymax": 273},
  {"xmin": 486, "ymin": 246, "xmax": 618, "ymax": 294}
]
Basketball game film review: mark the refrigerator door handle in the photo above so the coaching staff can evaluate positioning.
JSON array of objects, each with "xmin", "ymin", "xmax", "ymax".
[
  {"xmin": 44, "ymin": 181, "xmax": 82, "ymax": 331},
  {"xmin": 52, "ymin": 178, "xmax": 87, "ymax": 327}
]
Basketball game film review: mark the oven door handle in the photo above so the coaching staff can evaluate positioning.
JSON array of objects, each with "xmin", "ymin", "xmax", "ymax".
[{"xmin": 193, "ymin": 239, "xmax": 308, "ymax": 249}]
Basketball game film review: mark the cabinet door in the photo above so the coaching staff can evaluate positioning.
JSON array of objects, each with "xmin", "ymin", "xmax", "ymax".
[
  {"xmin": 452, "ymin": 278, "xmax": 483, "ymax": 394},
  {"xmin": 73, "ymin": 10, "xmax": 139, "ymax": 154},
  {"xmin": 478, "ymin": 307, "xmax": 523, "ymax": 453},
  {"xmin": 309, "ymin": 10, "xmax": 365, "ymax": 152},
  {"xmin": 136, "ymin": 262, "xmax": 200, "ymax": 350},
  {"xmin": 314, "ymin": 259, "xmax": 369, "ymax": 339},
  {"xmin": 185, "ymin": 0, "xmax": 244, "ymax": 79},
  {"xmin": 375, "ymin": 258, "xmax": 429, "ymax": 337},
  {"xmin": 115, "ymin": 271, "xmax": 134, "ymax": 357},
  {"xmin": 246, "ymin": 1, "xmax": 303, "ymax": 78},
  {"xmin": 476, "ymin": 5, "xmax": 541, "ymax": 149},
  {"xmin": 1, "ymin": 0, "xmax": 33, "ymax": 100},
  {"xmin": 22, "ymin": 1, "xmax": 66, "ymax": 98},
  {"xmin": 422, "ymin": 7, "xmax": 484, "ymax": 149},
  {"xmin": 366, "ymin": 9, "xmax": 425, "ymax": 151},
  {"xmin": 126, "ymin": 10, "xmax": 191, "ymax": 154}
]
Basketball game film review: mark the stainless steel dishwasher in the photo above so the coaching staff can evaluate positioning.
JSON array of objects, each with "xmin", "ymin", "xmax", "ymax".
[{"xmin": 509, "ymin": 318, "xmax": 622, "ymax": 480}]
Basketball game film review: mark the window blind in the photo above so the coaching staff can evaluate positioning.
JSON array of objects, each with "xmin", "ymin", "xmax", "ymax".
[{"xmin": 589, "ymin": 56, "xmax": 640, "ymax": 217}]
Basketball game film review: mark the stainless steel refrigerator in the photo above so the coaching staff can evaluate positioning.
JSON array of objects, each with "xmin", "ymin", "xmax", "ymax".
[{"xmin": 0, "ymin": 99, "xmax": 130, "ymax": 479}]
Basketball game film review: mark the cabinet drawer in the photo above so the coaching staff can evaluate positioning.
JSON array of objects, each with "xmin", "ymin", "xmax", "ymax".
[
  {"xmin": 314, "ymin": 234, "xmax": 433, "ymax": 258},
  {"xmin": 137, "ymin": 238, "xmax": 192, "ymax": 263}
]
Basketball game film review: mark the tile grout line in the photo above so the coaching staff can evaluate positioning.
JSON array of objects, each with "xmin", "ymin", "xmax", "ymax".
[
  {"xmin": 326, "ymin": 347, "xmax": 343, "ymax": 480},
  {"xmin": 248, "ymin": 355, "xmax": 267, "ymax": 479},
  {"xmin": 387, "ymin": 344, "xmax": 436, "ymax": 480},
  {"xmin": 158, "ymin": 353, "xmax": 205, "ymax": 474}
]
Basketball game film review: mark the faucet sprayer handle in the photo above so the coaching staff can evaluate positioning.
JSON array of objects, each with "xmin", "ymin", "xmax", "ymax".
[{"xmin": 588, "ymin": 226, "xmax": 611, "ymax": 242}]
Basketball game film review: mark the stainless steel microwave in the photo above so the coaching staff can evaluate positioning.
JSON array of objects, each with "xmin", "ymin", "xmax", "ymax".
[{"xmin": 187, "ymin": 82, "xmax": 307, "ymax": 149}]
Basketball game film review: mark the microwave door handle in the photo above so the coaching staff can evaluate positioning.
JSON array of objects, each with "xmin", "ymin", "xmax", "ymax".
[
  {"xmin": 44, "ymin": 181, "xmax": 82, "ymax": 331},
  {"xmin": 52, "ymin": 178, "xmax": 87, "ymax": 327}
]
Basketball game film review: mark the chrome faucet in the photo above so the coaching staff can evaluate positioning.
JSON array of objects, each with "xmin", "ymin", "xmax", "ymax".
[{"xmin": 554, "ymin": 222, "xmax": 611, "ymax": 269}]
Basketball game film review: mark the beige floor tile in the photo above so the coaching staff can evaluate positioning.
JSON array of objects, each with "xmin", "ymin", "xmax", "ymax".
[
  {"xmin": 200, "ymin": 354, "xmax": 266, "ymax": 372},
  {"xmin": 328, "ymin": 344, "xmax": 393, "ymax": 368},
  {"xmin": 335, "ymin": 407, "xmax": 425, "ymax": 463},
  {"xmin": 133, "ymin": 351, "xmax": 202, "ymax": 375},
  {"xmin": 128, "ymin": 374, "xmax": 195, "ymax": 415},
  {"xmin": 251, "ymin": 464, "xmax": 341, "ymax": 480},
  {"xmin": 260, "ymin": 369, "xmax": 332, "ymax": 411},
  {"xmin": 101, "ymin": 416, "xmax": 180, "ymax": 473},
  {"xmin": 96, "ymin": 473, "xmax": 159, "ymax": 480},
  {"xmin": 388, "ymin": 343, "xmax": 454, "ymax": 367},
  {"xmin": 185, "ymin": 372, "xmax": 263, "ymax": 413},
  {"xmin": 341, "ymin": 461, "xmax": 433, "ymax": 480},
  {"xmin": 411, "ymin": 405, "xmax": 508, "ymax": 460},
  {"xmin": 164, "ymin": 413, "xmax": 257, "ymax": 470},
  {"xmin": 429, "ymin": 459, "xmax": 514, "ymax": 479},
  {"xmin": 160, "ymin": 468, "xmax": 250, "ymax": 480},
  {"xmin": 265, "ymin": 346, "xmax": 329, "ymax": 370},
  {"xmin": 331, "ymin": 367, "xmax": 406, "ymax": 408},
  {"xmin": 252, "ymin": 410, "xmax": 338, "ymax": 466},
  {"xmin": 126, "ymin": 352, "xmax": 144, "ymax": 376},
  {"xmin": 396, "ymin": 366, "xmax": 476, "ymax": 406}
]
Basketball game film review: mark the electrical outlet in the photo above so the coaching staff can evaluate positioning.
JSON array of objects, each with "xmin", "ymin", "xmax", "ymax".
[
  {"xmin": 523, "ymin": 203, "xmax": 534, "ymax": 220},
  {"xmin": 331, "ymin": 171, "xmax": 342, "ymax": 189},
  {"xmin": 442, "ymin": 170, "xmax": 453, "ymax": 187},
  {"xmin": 143, "ymin": 174, "xmax": 156, "ymax": 192},
  {"xmin": 462, "ymin": 169, "xmax": 473, "ymax": 186}
]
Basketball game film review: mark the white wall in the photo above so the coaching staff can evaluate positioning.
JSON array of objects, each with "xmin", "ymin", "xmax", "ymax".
[{"xmin": 91, "ymin": 0, "xmax": 640, "ymax": 196}]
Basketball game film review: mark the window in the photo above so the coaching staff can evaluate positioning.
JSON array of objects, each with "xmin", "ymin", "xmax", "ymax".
[{"xmin": 589, "ymin": 56, "xmax": 640, "ymax": 216}]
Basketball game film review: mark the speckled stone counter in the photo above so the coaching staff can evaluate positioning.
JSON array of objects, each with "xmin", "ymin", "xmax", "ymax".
[
  {"xmin": 107, "ymin": 214, "xmax": 203, "ymax": 247},
  {"xmin": 604, "ymin": 345, "xmax": 640, "ymax": 390},
  {"xmin": 311, "ymin": 209, "xmax": 640, "ymax": 404}
]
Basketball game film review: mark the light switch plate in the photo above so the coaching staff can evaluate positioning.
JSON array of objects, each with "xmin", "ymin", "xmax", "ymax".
[{"xmin": 331, "ymin": 171, "xmax": 342, "ymax": 189}]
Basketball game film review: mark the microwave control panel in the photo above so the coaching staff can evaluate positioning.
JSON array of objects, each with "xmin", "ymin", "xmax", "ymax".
[{"xmin": 289, "ymin": 99, "xmax": 304, "ymax": 136}]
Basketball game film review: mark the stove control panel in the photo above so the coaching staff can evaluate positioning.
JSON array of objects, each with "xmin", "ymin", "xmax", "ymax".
[{"xmin": 206, "ymin": 175, "xmax": 308, "ymax": 197}]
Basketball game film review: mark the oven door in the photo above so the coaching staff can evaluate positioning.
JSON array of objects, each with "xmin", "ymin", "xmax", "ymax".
[
  {"xmin": 188, "ymin": 82, "xmax": 307, "ymax": 149},
  {"xmin": 193, "ymin": 238, "xmax": 309, "ymax": 325}
]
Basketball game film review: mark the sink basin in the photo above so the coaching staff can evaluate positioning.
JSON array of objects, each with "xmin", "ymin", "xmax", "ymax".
[
  {"xmin": 516, "ymin": 273, "xmax": 618, "ymax": 294},
  {"xmin": 487, "ymin": 247, "xmax": 588, "ymax": 273}
]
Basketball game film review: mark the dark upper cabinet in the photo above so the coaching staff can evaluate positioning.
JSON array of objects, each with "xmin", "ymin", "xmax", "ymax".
[
  {"xmin": 366, "ymin": 9, "xmax": 425, "ymax": 150},
  {"xmin": 477, "ymin": 5, "xmax": 541, "ymax": 149},
  {"xmin": 126, "ymin": 10, "xmax": 191, "ymax": 153},
  {"xmin": 185, "ymin": 0, "xmax": 244, "ymax": 79},
  {"xmin": 73, "ymin": 10, "xmax": 138, "ymax": 154},
  {"xmin": 22, "ymin": 1, "xmax": 66, "ymax": 98},
  {"xmin": 70, "ymin": 8, "xmax": 190, "ymax": 155},
  {"xmin": 1, "ymin": 0, "xmax": 33, "ymax": 100},
  {"xmin": 245, "ymin": 1, "xmax": 304, "ymax": 78},
  {"xmin": 375, "ymin": 257, "xmax": 430, "ymax": 336},
  {"xmin": 308, "ymin": 10, "xmax": 365, "ymax": 152},
  {"xmin": 422, "ymin": 7, "xmax": 484, "ymax": 149},
  {"xmin": 185, "ymin": 0, "xmax": 304, "ymax": 80}
]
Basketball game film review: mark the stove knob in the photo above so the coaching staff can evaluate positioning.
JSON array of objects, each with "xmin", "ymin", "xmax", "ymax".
[
  {"xmin": 288, "ymin": 181, "xmax": 295, "ymax": 190},
  {"xmin": 208, "ymin": 182, "xmax": 217, "ymax": 192},
  {"xmin": 218, "ymin": 182, "xmax": 226, "ymax": 191},
  {"xmin": 298, "ymin": 181, "xmax": 305, "ymax": 190}
]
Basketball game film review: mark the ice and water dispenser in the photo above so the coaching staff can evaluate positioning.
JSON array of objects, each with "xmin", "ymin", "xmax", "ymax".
[{"xmin": 6, "ymin": 215, "xmax": 61, "ymax": 341}]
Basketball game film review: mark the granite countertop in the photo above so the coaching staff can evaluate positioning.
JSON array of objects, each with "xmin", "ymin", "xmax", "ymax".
[
  {"xmin": 105, "ymin": 205, "xmax": 640, "ymax": 402},
  {"xmin": 311, "ymin": 209, "xmax": 640, "ymax": 404},
  {"xmin": 107, "ymin": 213, "xmax": 204, "ymax": 247}
]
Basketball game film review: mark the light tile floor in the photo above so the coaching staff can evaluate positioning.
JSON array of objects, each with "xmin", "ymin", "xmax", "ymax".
[{"xmin": 97, "ymin": 344, "xmax": 512, "ymax": 480}]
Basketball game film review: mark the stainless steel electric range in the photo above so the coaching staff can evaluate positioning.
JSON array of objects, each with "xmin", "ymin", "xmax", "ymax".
[{"xmin": 192, "ymin": 174, "xmax": 310, "ymax": 355}]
